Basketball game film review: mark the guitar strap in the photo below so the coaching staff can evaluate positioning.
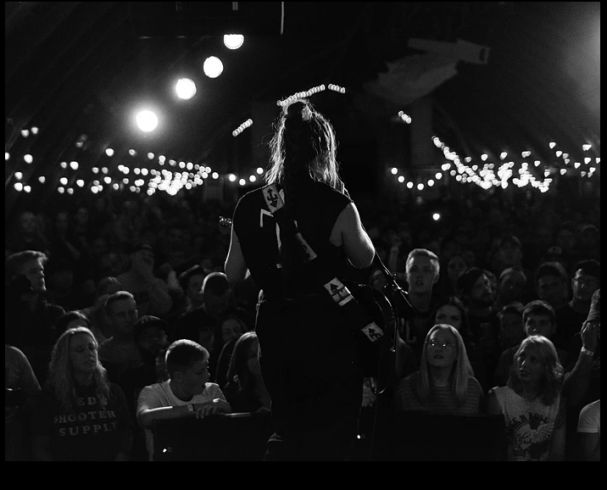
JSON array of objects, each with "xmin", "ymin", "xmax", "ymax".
[{"xmin": 261, "ymin": 184, "xmax": 384, "ymax": 343}]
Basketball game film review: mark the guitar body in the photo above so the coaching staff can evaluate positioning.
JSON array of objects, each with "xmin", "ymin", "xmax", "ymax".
[{"xmin": 347, "ymin": 283, "xmax": 396, "ymax": 387}]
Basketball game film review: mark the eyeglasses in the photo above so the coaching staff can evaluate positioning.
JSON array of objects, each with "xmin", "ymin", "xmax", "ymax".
[{"xmin": 426, "ymin": 339, "xmax": 455, "ymax": 349}]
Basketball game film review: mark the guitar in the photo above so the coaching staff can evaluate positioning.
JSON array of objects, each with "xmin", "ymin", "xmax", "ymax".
[{"xmin": 219, "ymin": 216, "xmax": 398, "ymax": 392}]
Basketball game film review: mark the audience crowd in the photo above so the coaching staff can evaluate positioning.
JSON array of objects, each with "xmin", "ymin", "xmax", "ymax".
[{"xmin": 4, "ymin": 180, "xmax": 600, "ymax": 461}]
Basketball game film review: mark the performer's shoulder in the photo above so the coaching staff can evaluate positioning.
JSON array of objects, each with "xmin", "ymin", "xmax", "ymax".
[{"xmin": 236, "ymin": 185, "xmax": 268, "ymax": 206}]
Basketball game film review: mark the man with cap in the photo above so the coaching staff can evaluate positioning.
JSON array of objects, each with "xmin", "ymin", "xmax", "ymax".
[
  {"xmin": 116, "ymin": 240, "xmax": 173, "ymax": 318},
  {"xmin": 456, "ymin": 266, "xmax": 501, "ymax": 392},
  {"xmin": 554, "ymin": 259, "xmax": 600, "ymax": 357}
]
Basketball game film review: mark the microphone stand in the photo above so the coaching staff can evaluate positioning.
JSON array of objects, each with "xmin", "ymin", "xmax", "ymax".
[{"xmin": 366, "ymin": 254, "xmax": 417, "ymax": 461}]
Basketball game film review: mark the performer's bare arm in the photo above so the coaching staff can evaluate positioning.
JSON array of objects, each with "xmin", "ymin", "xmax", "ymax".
[
  {"xmin": 330, "ymin": 203, "xmax": 375, "ymax": 268},
  {"xmin": 225, "ymin": 227, "xmax": 249, "ymax": 284}
]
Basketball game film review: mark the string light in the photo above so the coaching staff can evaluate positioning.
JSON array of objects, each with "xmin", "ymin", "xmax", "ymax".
[
  {"xmin": 277, "ymin": 83, "xmax": 346, "ymax": 106},
  {"xmin": 232, "ymin": 119, "xmax": 253, "ymax": 137},
  {"xmin": 6, "ymin": 127, "xmax": 598, "ymax": 199}
]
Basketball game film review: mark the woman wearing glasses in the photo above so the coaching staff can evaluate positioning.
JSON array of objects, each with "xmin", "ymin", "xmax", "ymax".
[{"xmin": 394, "ymin": 324, "xmax": 483, "ymax": 415}]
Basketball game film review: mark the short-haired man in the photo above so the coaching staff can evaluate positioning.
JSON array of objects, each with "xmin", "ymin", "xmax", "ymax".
[
  {"xmin": 456, "ymin": 267, "xmax": 500, "ymax": 392},
  {"xmin": 5, "ymin": 250, "xmax": 65, "ymax": 383},
  {"xmin": 172, "ymin": 272, "xmax": 250, "ymax": 380},
  {"xmin": 137, "ymin": 339, "xmax": 231, "ymax": 460},
  {"xmin": 395, "ymin": 249, "xmax": 442, "ymax": 370},
  {"xmin": 554, "ymin": 259, "xmax": 600, "ymax": 357},
  {"xmin": 535, "ymin": 261, "xmax": 570, "ymax": 310},
  {"xmin": 98, "ymin": 291, "xmax": 142, "ymax": 380}
]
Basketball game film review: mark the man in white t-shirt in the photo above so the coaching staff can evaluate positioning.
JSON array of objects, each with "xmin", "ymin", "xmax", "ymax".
[
  {"xmin": 577, "ymin": 399, "xmax": 600, "ymax": 461},
  {"xmin": 137, "ymin": 339, "xmax": 231, "ymax": 460}
]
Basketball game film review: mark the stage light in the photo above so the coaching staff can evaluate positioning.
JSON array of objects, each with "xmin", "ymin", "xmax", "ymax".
[
  {"xmin": 224, "ymin": 34, "xmax": 244, "ymax": 50},
  {"xmin": 14, "ymin": 172, "xmax": 22, "ymax": 180},
  {"xmin": 136, "ymin": 110, "xmax": 159, "ymax": 132},
  {"xmin": 203, "ymin": 56, "xmax": 223, "ymax": 78},
  {"xmin": 106, "ymin": 148, "xmax": 114, "ymax": 157},
  {"xmin": 175, "ymin": 78, "xmax": 197, "ymax": 100},
  {"xmin": 24, "ymin": 154, "xmax": 33, "ymax": 164}
]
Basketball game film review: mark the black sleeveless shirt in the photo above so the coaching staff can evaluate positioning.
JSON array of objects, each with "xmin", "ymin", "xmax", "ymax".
[{"xmin": 232, "ymin": 181, "xmax": 352, "ymax": 299}]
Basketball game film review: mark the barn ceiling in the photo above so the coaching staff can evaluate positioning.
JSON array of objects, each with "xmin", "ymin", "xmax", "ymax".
[{"xmin": 5, "ymin": 2, "xmax": 600, "ymax": 218}]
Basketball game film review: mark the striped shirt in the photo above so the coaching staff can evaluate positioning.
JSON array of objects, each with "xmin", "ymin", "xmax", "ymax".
[{"xmin": 395, "ymin": 373, "xmax": 483, "ymax": 415}]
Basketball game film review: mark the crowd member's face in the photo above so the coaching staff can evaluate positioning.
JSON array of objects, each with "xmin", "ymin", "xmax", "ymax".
[
  {"xmin": 198, "ymin": 330, "xmax": 215, "ymax": 352},
  {"xmin": 461, "ymin": 250, "xmax": 476, "ymax": 268},
  {"xmin": 186, "ymin": 274, "xmax": 205, "ymax": 303},
  {"xmin": 498, "ymin": 272, "xmax": 525, "ymax": 300},
  {"xmin": 435, "ymin": 305, "xmax": 462, "ymax": 331},
  {"xmin": 497, "ymin": 242, "xmax": 522, "ymax": 267},
  {"xmin": 20, "ymin": 212, "xmax": 38, "ymax": 235},
  {"xmin": 556, "ymin": 229, "xmax": 576, "ymax": 252},
  {"xmin": 426, "ymin": 328, "xmax": 458, "ymax": 369},
  {"xmin": 137, "ymin": 326, "xmax": 169, "ymax": 357},
  {"xmin": 74, "ymin": 207, "xmax": 89, "ymax": 225},
  {"xmin": 55, "ymin": 212, "xmax": 69, "ymax": 234},
  {"xmin": 406, "ymin": 256, "xmax": 438, "ymax": 294},
  {"xmin": 469, "ymin": 274, "xmax": 494, "ymax": 307},
  {"xmin": 131, "ymin": 249, "xmax": 154, "ymax": 273},
  {"xmin": 91, "ymin": 238, "xmax": 108, "ymax": 258},
  {"xmin": 247, "ymin": 339, "xmax": 261, "ymax": 376},
  {"xmin": 524, "ymin": 313, "xmax": 555, "ymax": 339},
  {"xmin": 537, "ymin": 275, "xmax": 568, "ymax": 307},
  {"xmin": 499, "ymin": 312, "xmax": 524, "ymax": 347},
  {"xmin": 107, "ymin": 298, "xmax": 138, "ymax": 334},
  {"xmin": 69, "ymin": 333, "xmax": 98, "ymax": 375},
  {"xmin": 204, "ymin": 291, "xmax": 231, "ymax": 318},
  {"xmin": 221, "ymin": 318, "xmax": 244, "ymax": 344},
  {"xmin": 19, "ymin": 258, "xmax": 46, "ymax": 293},
  {"xmin": 515, "ymin": 343, "xmax": 544, "ymax": 385},
  {"xmin": 572, "ymin": 271, "xmax": 599, "ymax": 303},
  {"xmin": 447, "ymin": 256, "xmax": 468, "ymax": 284},
  {"xmin": 179, "ymin": 358, "xmax": 210, "ymax": 396}
]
